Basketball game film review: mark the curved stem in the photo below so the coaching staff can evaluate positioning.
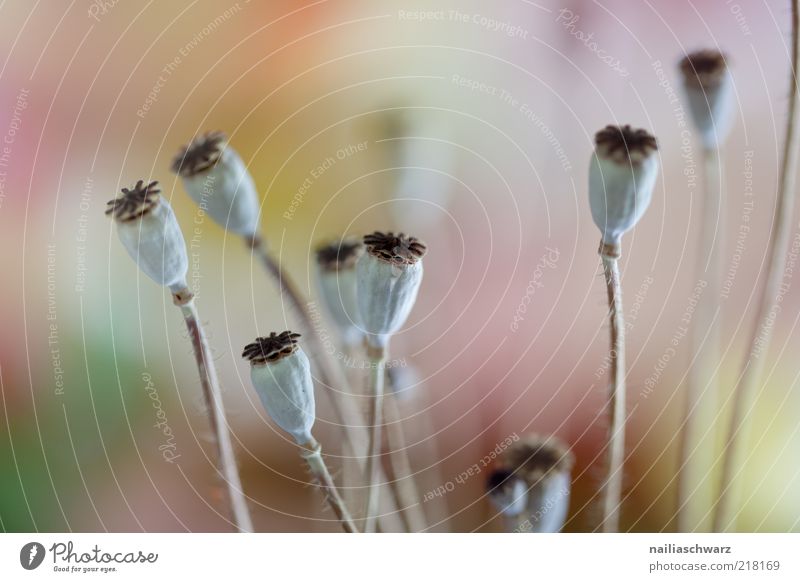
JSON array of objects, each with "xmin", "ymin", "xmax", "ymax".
[
  {"xmin": 178, "ymin": 295, "xmax": 253, "ymax": 532},
  {"xmin": 713, "ymin": 0, "xmax": 800, "ymax": 532},
  {"xmin": 383, "ymin": 389, "xmax": 428, "ymax": 532},
  {"xmin": 600, "ymin": 255, "xmax": 626, "ymax": 533},
  {"xmin": 301, "ymin": 439, "xmax": 359, "ymax": 533},
  {"xmin": 364, "ymin": 349, "xmax": 386, "ymax": 533},
  {"xmin": 246, "ymin": 234, "xmax": 347, "ymax": 396},
  {"xmin": 677, "ymin": 146, "xmax": 724, "ymax": 532}
]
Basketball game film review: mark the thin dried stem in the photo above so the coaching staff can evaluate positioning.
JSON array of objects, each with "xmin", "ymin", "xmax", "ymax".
[
  {"xmin": 677, "ymin": 146, "xmax": 724, "ymax": 532},
  {"xmin": 301, "ymin": 439, "xmax": 359, "ymax": 533},
  {"xmin": 600, "ymin": 255, "xmax": 626, "ymax": 533},
  {"xmin": 178, "ymin": 295, "xmax": 253, "ymax": 532},
  {"xmin": 364, "ymin": 349, "xmax": 386, "ymax": 533},
  {"xmin": 713, "ymin": 0, "xmax": 800, "ymax": 532},
  {"xmin": 383, "ymin": 390, "xmax": 428, "ymax": 532}
]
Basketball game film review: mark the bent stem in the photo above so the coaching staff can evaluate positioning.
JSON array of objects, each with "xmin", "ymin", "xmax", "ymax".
[
  {"xmin": 677, "ymin": 146, "xmax": 724, "ymax": 532},
  {"xmin": 383, "ymin": 390, "xmax": 428, "ymax": 532},
  {"xmin": 301, "ymin": 439, "xmax": 359, "ymax": 533},
  {"xmin": 176, "ymin": 292, "xmax": 253, "ymax": 532},
  {"xmin": 714, "ymin": 0, "xmax": 800, "ymax": 532},
  {"xmin": 600, "ymin": 254, "xmax": 626, "ymax": 533},
  {"xmin": 364, "ymin": 347, "xmax": 386, "ymax": 533}
]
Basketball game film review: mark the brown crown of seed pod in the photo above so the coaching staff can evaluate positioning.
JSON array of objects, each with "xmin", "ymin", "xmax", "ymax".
[
  {"xmin": 504, "ymin": 435, "xmax": 575, "ymax": 482},
  {"xmin": 171, "ymin": 130, "xmax": 227, "ymax": 177},
  {"xmin": 363, "ymin": 231, "xmax": 427, "ymax": 265},
  {"xmin": 679, "ymin": 49, "xmax": 728, "ymax": 90},
  {"xmin": 242, "ymin": 331, "xmax": 301, "ymax": 365},
  {"xmin": 105, "ymin": 180, "xmax": 161, "ymax": 222},
  {"xmin": 594, "ymin": 124, "xmax": 658, "ymax": 166},
  {"xmin": 316, "ymin": 238, "xmax": 364, "ymax": 272}
]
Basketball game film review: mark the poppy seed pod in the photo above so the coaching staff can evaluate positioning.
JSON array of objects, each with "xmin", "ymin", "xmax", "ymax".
[
  {"xmin": 171, "ymin": 131, "xmax": 260, "ymax": 237},
  {"xmin": 315, "ymin": 238, "xmax": 364, "ymax": 346},
  {"xmin": 106, "ymin": 180, "xmax": 189, "ymax": 292},
  {"xmin": 486, "ymin": 468, "xmax": 528, "ymax": 517},
  {"xmin": 505, "ymin": 435, "xmax": 575, "ymax": 533},
  {"xmin": 679, "ymin": 50, "xmax": 734, "ymax": 149},
  {"xmin": 243, "ymin": 332, "xmax": 315, "ymax": 445},
  {"xmin": 589, "ymin": 125, "xmax": 659, "ymax": 257},
  {"xmin": 356, "ymin": 232, "xmax": 427, "ymax": 350}
]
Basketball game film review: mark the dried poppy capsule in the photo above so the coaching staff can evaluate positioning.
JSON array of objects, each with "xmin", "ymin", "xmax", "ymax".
[
  {"xmin": 679, "ymin": 49, "xmax": 734, "ymax": 149},
  {"xmin": 243, "ymin": 331, "xmax": 315, "ymax": 444},
  {"xmin": 589, "ymin": 125, "xmax": 659, "ymax": 258},
  {"xmin": 171, "ymin": 131, "xmax": 260, "ymax": 237},
  {"xmin": 504, "ymin": 434, "xmax": 575, "ymax": 533},
  {"xmin": 356, "ymin": 231, "xmax": 427, "ymax": 350},
  {"xmin": 106, "ymin": 180, "xmax": 188, "ymax": 292},
  {"xmin": 315, "ymin": 238, "xmax": 364, "ymax": 346}
]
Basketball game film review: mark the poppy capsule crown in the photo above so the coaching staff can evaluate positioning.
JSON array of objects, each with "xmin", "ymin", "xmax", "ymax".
[
  {"xmin": 356, "ymin": 231, "xmax": 427, "ymax": 350},
  {"xmin": 106, "ymin": 180, "xmax": 189, "ymax": 292},
  {"xmin": 243, "ymin": 332, "xmax": 315, "ymax": 445},
  {"xmin": 172, "ymin": 131, "xmax": 260, "ymax": 238},
  {"xmin": 588, "ymin": 125, "xmax": 659, "ymax": 258}
]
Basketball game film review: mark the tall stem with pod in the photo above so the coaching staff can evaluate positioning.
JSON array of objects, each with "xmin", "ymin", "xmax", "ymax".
[
  {"xmin": 588, "ymin": 126, "xmax": 659, "ymax": 532},
  {"xmin": 107, "ymin": 180, "xmax": 253, "ymax": 532},
  {"xmin": 356, "ymin": 231, "xmax": 426, "ymax": 532},
  {"xmin": 676, "ymin": 49, "xmax": 734, "ymax": 532},
  {"xmin": 243, "ymin": 332, "xmax": 358, "ymax": 533}
]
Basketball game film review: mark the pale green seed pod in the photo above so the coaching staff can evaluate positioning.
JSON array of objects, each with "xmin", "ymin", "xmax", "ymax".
[
  {"xmin": 315, "ymin": 238, "xmax": 364, "ymax": 347},
  {"xmin": 356, "ymin": 232, "xmax": 427, "ymax": 350},
  {"xmin": 172, "ymin": 131, "xmax": 260, "ymax": 237},
  {"xmin": 243, "ymin": 332, "xmax": 315, "ymax": 445},
  {"xmin": 504, "ymin": 435, "xmax": 575, "ymax": 533},
  {"xmin": 679, "ymin": 50, "xmax": 734, "ymax": 150},
  {"xmin": 106, "ymin": 180, "xmax": 188, "ymax": 293},
  {"xmin": 486, "ymin": 469, "xmax": 528, "ymax": 517},
  {"xmin": 589, "ymin": 125, "xmax": 659, "ymax": 257}
]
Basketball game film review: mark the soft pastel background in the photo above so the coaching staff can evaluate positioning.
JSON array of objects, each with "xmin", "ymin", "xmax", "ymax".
[{"xmin": 0, "ymin": 0, "xmax": 798, "ymax": 532}]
